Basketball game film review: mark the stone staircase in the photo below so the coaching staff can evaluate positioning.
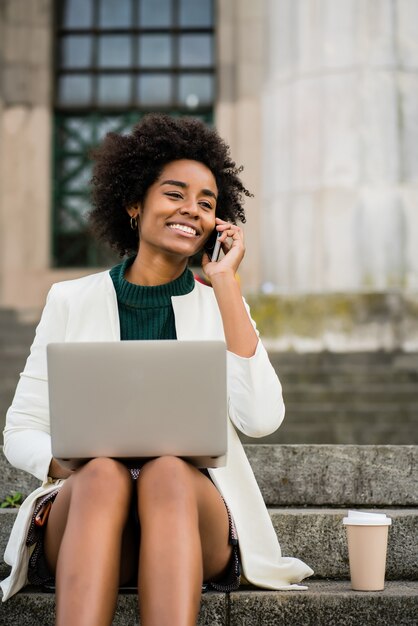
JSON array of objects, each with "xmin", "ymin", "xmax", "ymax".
[
  {"xmin": 1, "ymin": 444, "xmax": 417, "ymax": 625},
  {"xmin": 241, "ymin": 351, "xmax": 418, "ymax": 445},
  {"xmin": 0, "ymin": 310, "xmax": 37, "ymax": 437},
  {"xmin": 2, "ymin": 310, "xmax": 418, "ymax": 446}
]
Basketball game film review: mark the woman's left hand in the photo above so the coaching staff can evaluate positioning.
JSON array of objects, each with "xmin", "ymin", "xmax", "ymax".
[{"xmin": 202, "ymin": 218, "xmax": 245, "ymax": 280}]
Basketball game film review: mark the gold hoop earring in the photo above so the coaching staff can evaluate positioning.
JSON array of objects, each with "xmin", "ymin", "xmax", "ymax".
[{"xmin": 130, "ymin": 216, "xmax": 138, "ymax": 231}]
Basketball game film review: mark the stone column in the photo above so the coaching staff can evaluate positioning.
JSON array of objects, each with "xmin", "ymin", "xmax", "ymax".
[
  {"xmin": 261, "ymin": 0, "xmax": 418, "ymax": 294},
  {"xmin": 0, "ymin": 0, "xmax": 52, "ymax": 309},
  {"xmin": 0, "ymin": 0, "xmax": 92, "ymax": 312}
]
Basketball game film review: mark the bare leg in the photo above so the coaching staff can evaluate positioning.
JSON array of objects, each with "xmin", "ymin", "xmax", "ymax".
[
  {"xmin": 136, "ymin": 457, "xmax": 233, "ymax": 626},
  {"xmin": 44, "ymin": 458, "xmax": 135, "ymax": 626}
]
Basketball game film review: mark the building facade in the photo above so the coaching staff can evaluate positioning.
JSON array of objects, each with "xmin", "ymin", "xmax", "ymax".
[{"xmin": 1, "ymin": 0, "xmax": 418, "ymax": 349}]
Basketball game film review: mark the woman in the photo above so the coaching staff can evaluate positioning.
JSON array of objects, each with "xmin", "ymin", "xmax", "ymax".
[{"xmin": 1, "ymin": 114, "xmax": 313, "ymax": 625}]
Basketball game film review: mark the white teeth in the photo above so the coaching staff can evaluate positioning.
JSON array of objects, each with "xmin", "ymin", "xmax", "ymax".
[{"xmin": 169, "ymin": 224, "xmax": 197, "ymax": 235}]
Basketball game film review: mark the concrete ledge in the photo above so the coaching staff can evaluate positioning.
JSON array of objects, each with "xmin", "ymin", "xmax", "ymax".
[
  {"xmin": 229, "ymin": 581, "xmax": 418, "ymax": 626},
  {"xmin": 0, "ymin": 587, "xmax": 226, "ymax": 625},
  {"xmin": 2, "ymin": 508, "xmax": 417, "ymax": 581},
  {"xmin": 245, "ymin": 445, "xmax": 418, "ymax": 506},
  {"xmin": 2, "ymin": 445, "xmax": 417, "ymax": 507},
  {"xmin": 1, "ymin": 582, "xmax": 417, "ymax": 625},
  {"xmin": 271, "ymin": 508, "xmax": 418, "ymax": 580}
]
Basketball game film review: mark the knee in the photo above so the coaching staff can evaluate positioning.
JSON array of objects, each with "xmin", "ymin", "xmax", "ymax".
[
  {"xmin": 137, "ymin": 456, "xmax": 195, "ymax": 505},
  {"xmin": 74, "ymin": 457, "xmax": 132, "ymax": 503}
]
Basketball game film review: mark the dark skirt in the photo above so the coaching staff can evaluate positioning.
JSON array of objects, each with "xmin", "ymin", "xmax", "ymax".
[{"xmin": 26, "ymin": 467, "xmax": 241, "ymax": 592}]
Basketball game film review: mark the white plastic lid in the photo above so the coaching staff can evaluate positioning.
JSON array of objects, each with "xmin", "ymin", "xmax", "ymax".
[{"xmin": 343, "ymin": 510, "xmax": 392, "ymax": 526}]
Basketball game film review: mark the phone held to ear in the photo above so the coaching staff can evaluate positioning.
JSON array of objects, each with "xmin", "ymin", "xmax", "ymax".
[{"xmin": 205, "ymin": 230, "xmax": 222, "ymax": 262}]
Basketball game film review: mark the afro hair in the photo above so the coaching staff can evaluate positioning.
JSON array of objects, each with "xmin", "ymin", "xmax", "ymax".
[{"xmin": 89, "ymin": 113, "xmax": 252, "ymax": 257}]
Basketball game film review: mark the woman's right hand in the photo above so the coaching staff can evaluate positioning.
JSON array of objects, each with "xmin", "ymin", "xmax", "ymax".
[{"xmin": 48, "ymin": 457, "xmax": 74, "ymax": 479}]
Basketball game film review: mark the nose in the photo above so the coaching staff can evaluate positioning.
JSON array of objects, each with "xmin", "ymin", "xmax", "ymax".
[{"xmin": 179, "ymin": 199, "xmax": 199, "ymax": 218}]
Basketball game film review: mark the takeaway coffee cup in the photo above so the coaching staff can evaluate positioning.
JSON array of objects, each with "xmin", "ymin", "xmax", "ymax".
[{"xmin": 343, "ymin": 510, "xmax": 392, "ymax": 591}]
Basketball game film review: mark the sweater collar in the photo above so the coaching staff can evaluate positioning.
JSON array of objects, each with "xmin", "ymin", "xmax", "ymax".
[{"xmin": 110, "ymin": 256, "xmax": 195, "ymax": 308}]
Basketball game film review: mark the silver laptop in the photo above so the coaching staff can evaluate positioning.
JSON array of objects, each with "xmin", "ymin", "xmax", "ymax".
[{"xmin": 47, "ymin": 341, "xmax": 227, "ymax": 469}]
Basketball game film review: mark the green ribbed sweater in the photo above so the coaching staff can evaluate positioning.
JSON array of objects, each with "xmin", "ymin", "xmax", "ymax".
[{"xmin": 109, "ymin": 257, "xmax": 195, "ymax": 340}]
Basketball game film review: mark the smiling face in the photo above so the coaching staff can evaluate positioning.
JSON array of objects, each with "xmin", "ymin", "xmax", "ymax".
[{"xmin": 128, "ymin": 159, "xmax": 218, "ymax": 260}]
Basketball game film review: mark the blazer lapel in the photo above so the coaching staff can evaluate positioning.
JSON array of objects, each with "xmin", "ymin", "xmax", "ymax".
[{"xmin": 172, "ymin": 282, "xmax": 225, "ymax": 340}]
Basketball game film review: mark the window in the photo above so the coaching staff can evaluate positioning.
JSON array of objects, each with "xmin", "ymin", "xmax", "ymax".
[{"xmin": 53, "ymin": 0, "xmax": 215, "ymax": 267}]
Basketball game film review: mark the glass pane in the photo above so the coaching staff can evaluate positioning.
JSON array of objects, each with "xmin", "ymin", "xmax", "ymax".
[
  {"xmin": 97, "ymin": 75, "xmax": 132, "ymax": 105},
  {"xmin": 62, "ymin": 0, "xmax": 93, "ymax": 27},
  {"xmin": 59, "ymin": 196, "xmax": 89, "ymax": 233},
  {"xmin": 137, "ymin": 74, "xmax": 172, "ymax": 106},
  {"xmin": 61, "ymin": 36, "xmax": 93, "ymax": 69},
  {"xmin": 179, "ymin": 35, "xmax": 213, "ymax": 68},
  {"xmin": 99, "ymin": 0, "xmax": 132, "ymax": 27},
  {"xmin": 139, "ymin": 35, "xmax": 172, "ymax": 68},
  {"xmin": 178, "ymin": 74, "xmax": 213, "ymax": 108},
  {"xmin": 62, "ymin": 159, "xmax": 92, "ymax": 192},
  {"xmin": 96, "ymin": 117, "xmax": 132, "ymax": 140},
  {"xmin": 58, "ymin": 75, "xmax": 93, "ymax": 105},
  {"xmin": 139, "ymin": 0, "xmax": 171, "ymax": 27},
  {"xmin": 98, "ymin": 36, "xmax": 132, "ymax": 68},
  {"xmin": 64, "ymin": 118, "xmax": 94, "ymax": 147},
  {"xmin": 179, "ymin": 0, "xmax": 213, "ymax": 27}
]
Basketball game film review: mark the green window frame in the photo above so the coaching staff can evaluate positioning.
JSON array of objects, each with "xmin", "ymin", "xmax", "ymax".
[{"xmin": 53, "ymin": 0, "xmax": 215, "ymax": 268}]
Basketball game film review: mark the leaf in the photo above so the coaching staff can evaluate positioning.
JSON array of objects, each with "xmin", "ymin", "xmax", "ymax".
[{"xmin": 0, "ymin": 492, "xmax": 23, "ymax": 508}]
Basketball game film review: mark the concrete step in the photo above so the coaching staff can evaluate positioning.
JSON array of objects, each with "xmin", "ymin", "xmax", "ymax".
[
  {"xmin": 241, "ymin": 412, "xmax": 418, "ymax": 445},
  {"xmin": 283, "ymin": 383, "xmax": 418, "ymax": 402},
  {"xmin": 270, "ymin": 351, "xmax": 418, "ymax": 369},
  {"xmin": 1, "ymin": 507, "xmax": 416, "ymax": 581},
  {"xmin": 270, "ymin": 508, "xmax": 418, "ymax": 580},
  {"xmin": 247, "ymin": 445, "xmax": 418, "ymax": 507},
  {"xmin": 281, "ymin": 373, "xmax": 418, "ymax": 386},
  {"xmin": 2, "ymin": 314, "xmax": 418, "ymax": 444},
  {"xmin": 0, "ymin": 582, "xmax": 417, "ymax": 625},
  {"xmin": 1, "ymin": 445, "xmax": 417, "ymax": 507}
]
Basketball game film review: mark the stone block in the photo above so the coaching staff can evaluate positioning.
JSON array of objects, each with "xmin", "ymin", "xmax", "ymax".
[
  {"xmin": 3, "ymin": 0, "xmax": 28, "ymax": 25},
  {"xmin": 0, "ymin": 588, "xmax": 227, "ymax": 625},
  {"xmin": 287, "ymin": 193, "xmax": 319, "ymax": 292},
  {"xmin": 292, "ymin": 78, "xmax": 322, "ymax": 189},
  {"xmin": 229, "ymin": 582, "xmax": 418, "ymax": 626},
  {"xmin": 361, "ymin": 71, "xmax": 399, "ymax": 184},
  {"xmin": 244, "ymin": 444, "xmax": 418, "ymax": 506},
  {"xmin": 3, "ymin": 25, "xmax": 32, "ymax": 64},
  {"xmin": 2, "ymin": 507, "xmax": 417, "ymax": 581},
  {"xmin": 357, "ymin": 188, "xmax": 404, "ymax": 291},
  {"xmin": 3, "ymin": 0, "xmax": 51, "ymax": 27},
  {"xmin": 260, "ymin": 193, "xmax": 291, "ymax": 289},
  {"xmin": 0, "ymin": 455, "xmax": 40, "ymax": 497},
  {"xmin": 361, "ymin": 0, "xmax": 396, "ymax": 68},
  {"xmin": 265, "ymin": 0, "xmax": 298, "ymax": 80},
  {"xmin": 28, "ymin": 26, "xmax": 51, "ymax": 67},
  {"xmin": 316, "ymin": 0, "xmax": 360, "ymax": 70},
  {"xmin": 271, "ymin": 508, "xmax": 418, "ymax": 580},
  {"xmin": 399, "ymin": 72, "xmax": 418, "ymax": 183},
  {"xmin": 396, "ymin": 0, "xmax": 418, "ymax": 68},
  {"xmin": 2, "ymin": 65, "xmax": 32, "ymax": 104},
  {"xmin": 320, "ymin": 189, "xmax": 361, "ymax": 291},
  {"xmin": 2, "ymin": 64, "xmax": 51, "ymax": 105},
  {"xmin": 321, "ymin": 72, "xmax": 361, "ymax": 186},
  {"xmin": 1, "ymin": 582, "xmax": 417, "ymax": 625}
]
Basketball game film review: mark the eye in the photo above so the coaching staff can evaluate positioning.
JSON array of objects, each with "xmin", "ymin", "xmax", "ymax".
[
  {"xmin": 200, "ymin": 201, "xmax": 214, "ymax": 211},
  {"xmin": 165, "ymin": 192, "xmax": 183, "ymax": 199}
]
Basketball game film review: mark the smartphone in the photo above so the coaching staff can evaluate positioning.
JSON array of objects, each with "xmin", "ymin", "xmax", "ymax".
[{"xmin": 204, "ymin": 230, "xmax": 222, "ymax": 262}]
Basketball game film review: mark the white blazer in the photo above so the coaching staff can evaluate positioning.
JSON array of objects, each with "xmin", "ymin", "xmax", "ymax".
[{"xmin": 1, "ymin": 271, "xmax": 313, "ymax": 601}]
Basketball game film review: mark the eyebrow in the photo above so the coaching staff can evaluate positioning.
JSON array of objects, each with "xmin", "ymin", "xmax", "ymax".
[{"xmin": 160, "ymin": 179, "xmax": 217, "ymax": 201}]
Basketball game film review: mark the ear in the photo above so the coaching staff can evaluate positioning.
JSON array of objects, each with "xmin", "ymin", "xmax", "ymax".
[{"xmin": 126, "ymin": 205, "xmax": 140, "ymax": 218}]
